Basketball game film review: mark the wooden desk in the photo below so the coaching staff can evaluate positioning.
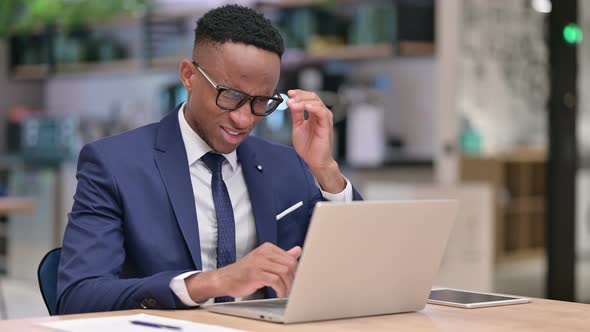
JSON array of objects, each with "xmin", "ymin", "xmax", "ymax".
[{"xmin": 1, "ymin": 298, "xmax": 589, "ymax": 331}]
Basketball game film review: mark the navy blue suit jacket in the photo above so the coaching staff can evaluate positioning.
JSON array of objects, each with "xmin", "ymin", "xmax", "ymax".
[{"xmin": 57, "ymin": 107, "xmax": 362, "ymax": 314}]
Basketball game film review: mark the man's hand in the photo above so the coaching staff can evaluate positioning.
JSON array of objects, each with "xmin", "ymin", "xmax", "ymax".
[
  {"xmin": 287, "ymin": 89, "xmax": 346, "ymax": 194},
  {"xmin": 185, "ymin": 243, "xmax": 302, "ymax": 302}
]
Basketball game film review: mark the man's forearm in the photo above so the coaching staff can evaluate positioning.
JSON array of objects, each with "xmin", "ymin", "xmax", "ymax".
[
  {"xmin": 184, "ymin": 271, "xmax": 224, "ymax": 303},
  {"xmin": 310, "ymin": 160, "xmax": 346, "ymax": 194}
]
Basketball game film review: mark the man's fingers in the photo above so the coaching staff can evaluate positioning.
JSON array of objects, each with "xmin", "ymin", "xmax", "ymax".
[
  {"xmin": 288, "ymin": 89, "xmax": 319, "ymax": 101},
  {"xmin": 288, "ymin": 101, "xmax": 332, "ymax": 130},
  {"xmin": 261, "ymin": 271, "xmax": 288, "ymax": 298},
  {"xmin": 255, "ymin": 243, "xmax": 296, "ymax": 263},
  {"xmin": 251, "ymin": 243, "xmax": 301, "ymax": 296},
  {"xmin": 260, "ymin": 261, "xmax": 294, "ymax": 296},
  {"xmin": 266, "ymin": 248, "xmax": 298, "ymax": 265},
  {"xmin": 288, "ymin": 99, "xmax": 306, "ymax": 126},
  {"xmin": 267, "ymin": 248, "xmax": 300, "ymax": 293},
  {"xmin": 258, "ymin": 243, "xmax": 298, "ymax": 265},
  {"xmin": 287, "ymin": 89, "xmax": 306, "ymax": 98},
  {"xmin": 262, "ymin": 248, "xmax": 299, "ymax": 283},
  {"xmin": 255, "ymin": 243, "xmax": 300, "ymax": 295},
  {"xmin": 287, "ymin": 90, "xmax": 327, "ymax": 127},
  {"xmin": 299, "ymin": 102, "xmax": 332, "ymax": 130}
]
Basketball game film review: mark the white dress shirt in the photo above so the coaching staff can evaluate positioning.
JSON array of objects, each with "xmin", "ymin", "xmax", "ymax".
[{"xmin": 169, "ymin": 103, "xmax": 353, "ymax": 306}]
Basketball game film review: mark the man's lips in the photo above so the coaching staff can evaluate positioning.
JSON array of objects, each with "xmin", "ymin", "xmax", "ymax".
[
  {"xmin": 222, "ymin": 127, "xmax": 246, "ymax": 136},
  {"xmin": 220, "ymin": 126, "xmax": 248, "ymax": 144}
]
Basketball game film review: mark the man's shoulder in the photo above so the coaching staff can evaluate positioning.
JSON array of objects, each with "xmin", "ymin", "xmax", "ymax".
[
  {"xmin": 82, "ymin": 121, "xmax": 161, "ymax": 160},
  {"xmin": 91, "ymin": 122, "xmax": 159, "ymax": 147}
]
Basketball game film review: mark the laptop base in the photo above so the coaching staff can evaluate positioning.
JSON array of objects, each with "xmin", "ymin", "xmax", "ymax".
[{"xmin": 205, "ymin": 299, "xmax": 288, "ymax": 323}]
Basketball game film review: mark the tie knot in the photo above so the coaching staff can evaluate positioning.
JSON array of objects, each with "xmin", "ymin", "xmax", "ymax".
[{"xmin": 201, "ymin": 152, "xmax": 225, "ymax": 175}]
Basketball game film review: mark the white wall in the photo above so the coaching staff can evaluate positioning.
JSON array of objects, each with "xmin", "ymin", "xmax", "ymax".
[
  {"xmin": 384, "ymin": 58, "xmax": 437, "ymax": 160},
  {"xmin": 457, "ymin": 0, "xmax": 548, "ymax": 155},
  {"xmin": 580, "ymin": 0, "xmax": 590, "ymax": 157},
  {"xmin": 577, "ymin": 0, "xmax": 590, "ymax": 302}
]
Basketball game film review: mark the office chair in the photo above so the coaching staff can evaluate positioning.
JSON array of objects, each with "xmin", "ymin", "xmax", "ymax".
[{"xmin": 37, "ymin": 247, "xmax": 61, "ymax": 316}]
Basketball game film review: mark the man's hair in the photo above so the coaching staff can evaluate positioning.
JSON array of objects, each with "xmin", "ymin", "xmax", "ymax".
[{"xmin": 194, "ymin": 4, "xmax": 284, "ymax": 58}]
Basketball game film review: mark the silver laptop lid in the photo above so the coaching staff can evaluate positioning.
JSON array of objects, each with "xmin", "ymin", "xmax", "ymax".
[{"xmin": 283, "ymin": 200, "xmax": 458, "ymax": 323}]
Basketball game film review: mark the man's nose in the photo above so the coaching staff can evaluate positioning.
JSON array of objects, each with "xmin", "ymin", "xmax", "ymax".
[{"xmin": 228, "ymin": 101, "xmax": 256, "ymax": 128}]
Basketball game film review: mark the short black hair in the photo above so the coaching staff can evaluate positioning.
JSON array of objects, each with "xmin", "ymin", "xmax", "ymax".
[{"xmin": 194, "ymin": 4, "xmax": 284, "ymax": 58}]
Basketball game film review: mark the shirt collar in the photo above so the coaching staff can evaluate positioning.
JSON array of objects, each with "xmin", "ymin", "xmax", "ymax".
[{"xmin": 177, "ymin": 103, "xmax": 238, "ymax": 170}]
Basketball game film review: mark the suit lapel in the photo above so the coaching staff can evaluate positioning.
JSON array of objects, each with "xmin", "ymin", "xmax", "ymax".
[
  {"xmin": 153, "ymin": 108, "xmax": 203, "ymax": 270},
  {"xmin": 238, "ymin": 139, "xmax": 277, "ymax": 246}
]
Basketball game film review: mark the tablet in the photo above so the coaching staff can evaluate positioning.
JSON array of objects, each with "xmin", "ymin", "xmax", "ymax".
[{"xmin": 428, "ymin": 288, "xmax": 531, "ymax": 309}]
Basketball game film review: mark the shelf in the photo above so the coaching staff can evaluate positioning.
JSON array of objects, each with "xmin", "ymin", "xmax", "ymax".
[
  {"xmin": 466, "ymin": 147, "xmax": 546, "ymax": 163},
  {"xmin": 256, "ymin": 0, "xmax": 337, "ymax": 9},
  {"xmin": 505, "ymin": 196, "xmax": 545, "ymax": 214},
  {"xmin": 282, "ymin": 43, "xmax": 395, "ymax": 67},
  {"xmin": 150, "ymin": 44, "xmax": 402, "ymax": 70},
  {"xmin": 0, "ymin": 197, "xmax": 35, "ymax": 215},
  {"xmin": 282, "ymin": 42, "xmax": 434, "ymax": 67},
  {"xmin": 9, "ymin": 1, "xmax": 433, "ymax": 79},
  {"xmin": 150, "ymin": 56, "xmax": 183, "ymax": 70},
  {"xmin": 497, "ymin": 248, "xmax": 544, "ymax": 263},
  {"xmin": 10, "ymin": 41, "xmax": 432, "ymax": 78},
  {"xmin": 12, "ymin": 64, "xmax": 51, "ymax": 80},
  {"xmin": 148, "ymin": 11, "xmax": 198, "ymax": 23},
  {"xmin": 461, "ymin": 149, "xmax": 547, "ymax": 262},
  {"xmin": 55, "ymin": 59, "xmax": 142, "ymax": 75},
  {"xmin": 256, "ymin": 0, "xmax": 384, "ymax": 9},
  {"xmin": 12, "ymin": 60, "xmax": 142, "ymax": 79},
  {"xmin": 309, "ymin": 43, "xmax": 394, "ymax": 61},
  {"xmin": 398, "ymin": 41, "xmax": 435, "ymax": 56}
]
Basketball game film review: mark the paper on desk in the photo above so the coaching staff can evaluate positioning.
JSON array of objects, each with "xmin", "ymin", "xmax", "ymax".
[{"xmin": 38, "ymin": 313, "xmax": 245, "ymax": 332}]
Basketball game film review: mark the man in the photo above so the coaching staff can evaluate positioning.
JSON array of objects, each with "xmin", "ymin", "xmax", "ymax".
[{"xmin": 57, "ymin": 4, "xmax": 362, "ymax": 314}]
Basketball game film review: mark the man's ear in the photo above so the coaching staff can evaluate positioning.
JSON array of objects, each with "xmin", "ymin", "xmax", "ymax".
[{"xmin": 179, "ymin": 59, "xmax": 194, "ymax": 94}]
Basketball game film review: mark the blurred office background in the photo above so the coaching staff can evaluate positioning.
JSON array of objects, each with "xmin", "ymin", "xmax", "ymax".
[{"xmin": 0, "ymin": 0, "xmax": 588, "ymax": 319}]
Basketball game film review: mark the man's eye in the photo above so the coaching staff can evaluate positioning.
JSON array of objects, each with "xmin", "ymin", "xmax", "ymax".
[
  {"xmin": 254, "ymin": 97, "xmax": 270, "ymax": 105},
  {"xmin": 222, "ymin": 89, "xmax": 245, "ymax": 100}
]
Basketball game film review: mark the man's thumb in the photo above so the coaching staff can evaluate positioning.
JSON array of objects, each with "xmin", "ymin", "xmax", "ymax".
[{"xmin": 287, "ymin": 246, "xmax": 302, "ymax": 258}]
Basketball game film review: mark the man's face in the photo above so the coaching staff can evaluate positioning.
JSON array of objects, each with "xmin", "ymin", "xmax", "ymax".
[{"xmin": 184, "ymin": 42, "xmax": 281, "ymax": 154}]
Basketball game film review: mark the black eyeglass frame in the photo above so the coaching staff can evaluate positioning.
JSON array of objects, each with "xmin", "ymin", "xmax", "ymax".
[{"xmin": 192, "ymin": 61, "xmax": 283, "ymax": 116}]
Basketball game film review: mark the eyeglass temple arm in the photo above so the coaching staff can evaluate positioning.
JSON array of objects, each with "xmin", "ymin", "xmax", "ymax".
[{"xmin": 194, "ymin": 62, "xmax": 218, "ymax": 88}]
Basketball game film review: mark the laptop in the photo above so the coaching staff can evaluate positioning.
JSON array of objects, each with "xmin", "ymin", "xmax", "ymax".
[{"xmin": 205, "ymin": 200, "xmax": 458, "ymax": 324}]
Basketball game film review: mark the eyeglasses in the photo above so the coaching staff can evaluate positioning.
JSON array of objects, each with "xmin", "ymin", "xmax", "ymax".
[{"xmin": 192, "ymin": 61, "xmax": 283, "ymax": 116}]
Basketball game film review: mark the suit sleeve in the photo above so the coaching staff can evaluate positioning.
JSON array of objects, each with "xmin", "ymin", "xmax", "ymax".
[{"xmin": 56, "ymin": 143, "xmax": 190, "ymax": 314}]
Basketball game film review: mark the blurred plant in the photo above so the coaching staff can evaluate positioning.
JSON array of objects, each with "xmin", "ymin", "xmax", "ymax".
[{"xmin": 0, "ymin": 0, "xmax": 154, "ymax": 38}]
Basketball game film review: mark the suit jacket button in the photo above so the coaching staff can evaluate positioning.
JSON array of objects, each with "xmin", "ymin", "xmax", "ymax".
[
  {"xmin": 147, "ymin": 298, "xmax": 158, "ymax": 307},
  {"xmin": 139, "ymin": 298, "xmax": 158, "ymax": 309}
]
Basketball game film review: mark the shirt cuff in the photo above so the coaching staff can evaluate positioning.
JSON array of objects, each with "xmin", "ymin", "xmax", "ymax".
[
  {"xmin": 169, "ymin": 270, "xmax": 201, "ymax": 306},
  {"xmin": 319, "ymin": 176, "xmax": 353, "ymax": 202}
]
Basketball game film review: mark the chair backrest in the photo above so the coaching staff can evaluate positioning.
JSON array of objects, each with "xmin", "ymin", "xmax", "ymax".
[{"xmin": 37, "ymin": 247, "xmax": 62, "ymax": 316}]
